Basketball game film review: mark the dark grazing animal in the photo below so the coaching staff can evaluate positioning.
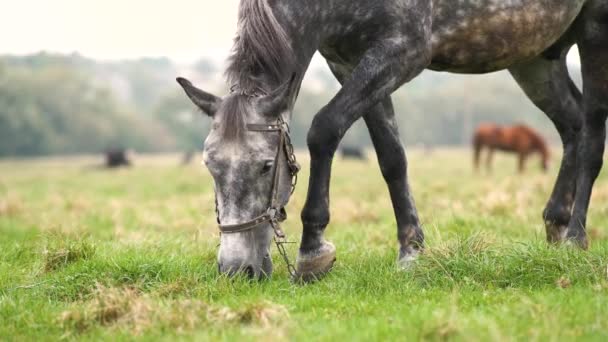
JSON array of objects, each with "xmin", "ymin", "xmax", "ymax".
[
  {"xmin": 340, "ymin": 146, "xmax": 367, "ymax": 161},
  {"xmin": 177, "ymin": 0, "xmax": 608, "ymax": 280},
  {"xmin": 473, "ymin": 123, "xmax": 550, "ymax": 173},
  {"xmin": 105, "ymin": 149, "xmax": 131, "ymax": 168}
]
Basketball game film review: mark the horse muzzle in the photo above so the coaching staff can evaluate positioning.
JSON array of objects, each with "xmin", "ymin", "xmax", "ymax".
[
  {"xmin": 217, "ymin": 227, "xmax": 274, "ymax": 279},
  {"xmin": 218, "ymin": 253, "xmax": 273, "ymax": 279}
]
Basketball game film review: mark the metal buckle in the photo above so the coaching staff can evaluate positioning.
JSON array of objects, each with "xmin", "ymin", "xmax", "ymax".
[
  {"xmin": 270, "ymin": 220, "xmax": 286, "ymax": 239},
  {"xmin": 267, "ymin": 208, "xmax": 277, "ymax": 221}
]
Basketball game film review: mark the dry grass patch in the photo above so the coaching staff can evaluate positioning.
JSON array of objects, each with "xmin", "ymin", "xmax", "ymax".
[
  {"xmin": 59, "ymin": 284, "xmax": 289, "ymax": 336},
  {"xmin": 0, "ymin": 194, "xmax": 23, "ymax": 217},
  {"xmin": 112, "ymin": 225, "xmax": 149, "ymax": 243},
  {"xmin": 332, "ymin": 197, "xmax": 380, "ymax": 224},
  {"xmin": 62, "ymin": 196, "xmax": 92, "ymax": 212},
  {"xmin": 154, "ymin": 279, "xmax": 200, "ymax": 298},
  {"xmin": 428, "ymin": 233, "xmax": 496, "ymax": 259},
  {"xmin": 588, "ymin": 227, "xmax": 607, "ymax": 241},
  {"xmin": 432, "ymin": 197, "xmax": 465, "ymax": 214},
  {"xmin": 41, "ymin": 235, "xmax": 96, "ymax": 272},
  {"xmin": 591, "ymin": 184, "xmax": 608, "ymax": 203},
  {"xmin": 481, "ymin": 189, "xmax": 512, "ymax": 216},
  {"xmin": 59, "ymin": 285, "xmax": 151, "ymax": 335},
  {"xmin": 556, "ymin": 276, "xmax": 572, "ymax": 289}
]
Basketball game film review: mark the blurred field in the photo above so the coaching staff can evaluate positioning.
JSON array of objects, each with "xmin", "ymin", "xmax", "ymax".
[{"xmin": 1, "ymin": 149, "xmax": 607, "ymax": 341}]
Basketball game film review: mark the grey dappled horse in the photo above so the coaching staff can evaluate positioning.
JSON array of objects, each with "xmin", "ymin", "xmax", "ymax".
[{"xmin": 178, "ymin": 0, "xmax": 608, "ymax": 281}]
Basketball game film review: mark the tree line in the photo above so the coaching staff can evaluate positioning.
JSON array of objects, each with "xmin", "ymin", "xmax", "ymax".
[{"xmin": 0, "ymin": 52, "xmax": 576, "ymax": 157}]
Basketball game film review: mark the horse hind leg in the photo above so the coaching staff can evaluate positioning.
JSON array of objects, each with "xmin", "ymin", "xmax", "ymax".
[
  {"xmin": 518, "ymin": 152, "xmax": 528, "ymax": 173},
  {"xmin": 486, "ymin": 148, "xmax": 494, "ymax": 172},
  {"xmin": 509, "ymin": 53, "xmax": 582, "ymax": 244},
  {"xmin": 363, "ymin": 97, "xmax": 424, "ymax": 267},
  {"xmin": 298, "ymin": 12, "xmax": 432, "ymax": 280},
  {"xmin": 566, "ymin": 6, "xmax": 608, "ymax": 249},
  {"xmin": 322, "ymin": 61, "xmax": 424, "ymax": 269}
]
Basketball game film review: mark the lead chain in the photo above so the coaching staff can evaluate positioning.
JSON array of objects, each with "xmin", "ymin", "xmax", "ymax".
[{"xmin": 270, "ymin": 220, "xmax": 297, "ymax": 278}]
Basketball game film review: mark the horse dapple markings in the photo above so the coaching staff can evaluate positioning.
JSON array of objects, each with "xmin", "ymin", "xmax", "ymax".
[
  {"xmin": 177, "ymin": 0, "xmax": 608, "ymax": 280},
  {"xmin": 473, "ymin": 123, "xmax": 550, "ymax": 173}
]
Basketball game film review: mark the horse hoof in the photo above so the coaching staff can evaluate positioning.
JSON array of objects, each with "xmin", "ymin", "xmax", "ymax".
[
  {"xmin": 397, "ymin": 249, "xmax": 420, "ymax": 270},
  {"xmin": 563, "ymin": 237, "xmax": 589, "ymax": 250},
  {"xmin": 293, "ymin": 241, "xmax": 336, "ymax": 283},
  {"xmin": 545, "ymin": 222, "xmax": 568, "ymax": 244},
  {"xmin": 546, "ymin": 222, "xmax": 589, "ymax": 250}
]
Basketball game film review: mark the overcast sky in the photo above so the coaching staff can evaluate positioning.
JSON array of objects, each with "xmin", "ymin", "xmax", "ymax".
[
  {"xmin": 0, "ymin": 0, "xmax": 239, "ymax": 62},
  {"xmin": 0, "ymin": 0, "xmax": 580, "ymax": 65}
]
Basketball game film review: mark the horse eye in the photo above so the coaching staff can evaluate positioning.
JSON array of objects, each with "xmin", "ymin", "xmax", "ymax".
[{"xmin": 261, "ymin": 160, "xmax": 274, "ymax": 174}]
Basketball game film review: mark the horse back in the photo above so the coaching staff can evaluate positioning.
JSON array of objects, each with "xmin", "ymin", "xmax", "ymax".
[{"xmin": 428, "ymin": 0, "xmax": 587, "ymax": 73}]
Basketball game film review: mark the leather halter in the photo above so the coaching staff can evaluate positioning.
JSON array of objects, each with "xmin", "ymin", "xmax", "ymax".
[{"xmin": 216, "ymin": 117, "xmax": 300, "ymax": 237}]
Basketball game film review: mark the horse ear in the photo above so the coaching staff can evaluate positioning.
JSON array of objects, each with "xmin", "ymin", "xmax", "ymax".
[
  {"xmin": 176, "ymin": 77, "xmax": 221, "ymax": 117},
  {"xmin": 258, "ymin": 74, "xmax": 298, "ymax": 118}
]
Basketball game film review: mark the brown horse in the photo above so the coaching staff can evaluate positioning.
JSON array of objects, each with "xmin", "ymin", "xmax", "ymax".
[{"xmin": 473, "ymin": 123, "xmax": 550, "ymax": 173}]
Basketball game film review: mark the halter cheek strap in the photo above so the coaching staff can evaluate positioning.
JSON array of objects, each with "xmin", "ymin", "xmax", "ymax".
[
  {"xmin": 214, "ymin": 117, "xmax": 300, "ymax": 277},
  {"xmin": 216, "ymin": 118, "xmax": 299, "ymax": 238}
]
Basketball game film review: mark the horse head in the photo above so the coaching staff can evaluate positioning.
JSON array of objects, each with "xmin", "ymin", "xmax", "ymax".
[{"xmin": 177, "ymin": 77, "xmax": 298, "ymax": 279}]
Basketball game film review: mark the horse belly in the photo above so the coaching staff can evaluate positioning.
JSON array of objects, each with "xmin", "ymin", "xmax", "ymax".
[{"xmin": 428, "ymin": 0, "xmax": 586, "ymax": 73}]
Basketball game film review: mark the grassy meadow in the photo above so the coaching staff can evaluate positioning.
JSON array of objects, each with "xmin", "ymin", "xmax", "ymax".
[{"xmin": 1, "ymin": 149, "xmax": 607, "ymax": 341}]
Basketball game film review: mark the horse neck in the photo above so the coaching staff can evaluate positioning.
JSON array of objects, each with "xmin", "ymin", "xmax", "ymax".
[
  {"xmin": 230, "ymin": 0, "xmax": 326, "ymax": 115},
  {"xmin": 232, "ymin": 0, "xmax": 355, "ymax": 113},
  {"xmin": 271, "ymin": 0, "xmax": 329, "ymax": 55},
  {"xmin": 267, "ymin": 0, "xmax": 364, "ymax": 107}
]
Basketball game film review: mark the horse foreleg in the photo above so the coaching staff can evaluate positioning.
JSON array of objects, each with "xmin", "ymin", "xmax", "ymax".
[
  {"xmin": 486, "ymin": 148, "xmax": 494, "ymax": 172},
  {"xmin": 297, "ymin": 18, "xmax": 432, "ymax": 280},
  {"xmin": 473, "ymin": 139, "xmax": 482, "ymax": 171},
  {"xmin": 296, "ymin": 118, "xmax": 337, "ymax": 282},
  {"xmin": 509, "ymin": 54, "xmax": 582, "ymax": 244},
  {"xmin": 518, "ymin": 153, "xmax": 528, "ymax": 173}
]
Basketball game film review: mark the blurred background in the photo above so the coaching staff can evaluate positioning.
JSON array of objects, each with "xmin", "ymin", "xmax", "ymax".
[{"xmin": 0, "ymin": 0, "xmax": 583, "ymax": 158}]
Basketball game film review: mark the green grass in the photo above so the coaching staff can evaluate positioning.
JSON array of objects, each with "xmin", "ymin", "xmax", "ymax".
[{"xmin": 1, "ymin": 150, "xmax": 607, "ymax": 341}]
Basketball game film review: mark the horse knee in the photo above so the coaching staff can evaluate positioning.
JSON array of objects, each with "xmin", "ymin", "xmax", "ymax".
[
  {"xmin": 307, "ymin": 112, "xmax": 342, "ymax": 157},
  {"xmin": 300, "ymin": 204, "xmax": 330, "ymax": 226}
]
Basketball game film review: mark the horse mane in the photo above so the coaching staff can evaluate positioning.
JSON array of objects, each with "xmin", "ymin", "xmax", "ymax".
[
  {"xmin": 218, "ymin": 95, "xmax": 250, "ymax": 141},
  {"xmin": 225, "ymin": 0, "xmax": 297, "ymax": 93},
  {"xmin": 220, "ymin": 0, "xmax": 297, "ymax": 141}
]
